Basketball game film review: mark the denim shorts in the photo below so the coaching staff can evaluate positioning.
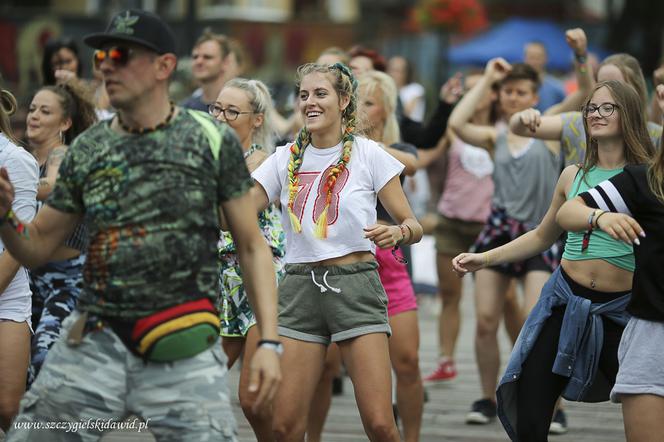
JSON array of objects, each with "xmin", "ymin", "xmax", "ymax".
[{"xmin": 277, "ymin": 261, "xmax": 391, "ymax": 345}]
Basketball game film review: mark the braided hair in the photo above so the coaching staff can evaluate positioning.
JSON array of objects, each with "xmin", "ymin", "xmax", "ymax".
[{"xmin": 287, "ymin": 62, "xmax": 358, "ymax": 238}]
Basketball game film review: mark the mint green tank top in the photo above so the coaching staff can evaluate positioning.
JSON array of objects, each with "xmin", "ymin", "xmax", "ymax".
[{"xmin": 562, "ymin": 166, "xmax": 635, "ymax": 271}]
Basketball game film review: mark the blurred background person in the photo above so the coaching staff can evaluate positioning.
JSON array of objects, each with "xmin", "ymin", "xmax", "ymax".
[
  {"xmin": 523, "ymin": 41, "xmax": 566, "ymax": 112},
  {"xmin": 24, "ymin": 82, "xmax": 96, "ymax": 385},
  {"xmin": 181, "ymin": 30, "xmax": 233, "ymax": 112},
  {"xmin": 211, "ymin": 77, "xmax": 284, "ymax": 441},
  {"xmin": 41, "ymin": 37, "xmax": 83, "ymax": 86},
  {"xmin": 388, "ymin": 56, "xmax": 426, "ymax": 123}
]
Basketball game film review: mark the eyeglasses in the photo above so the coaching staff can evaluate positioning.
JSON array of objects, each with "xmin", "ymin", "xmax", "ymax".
[
  {"xmin": 582, "ymin": 102, "xmax": 620, "ymax": 118},
  {"xmin": 207, "ymin": 104, "xmax": 253, "ymax": 121},
  {"xmin": 93, "ymin": 46, "xmax": 135, "ymax": 69}
]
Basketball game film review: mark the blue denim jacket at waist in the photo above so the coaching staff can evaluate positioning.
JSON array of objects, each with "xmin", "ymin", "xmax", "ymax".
[{"xmin": 496, "ymin": 266, "xmax": 630, "ymax": 441}]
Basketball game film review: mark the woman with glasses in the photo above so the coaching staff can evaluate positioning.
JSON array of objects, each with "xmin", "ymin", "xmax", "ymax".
[
  {"xmin": 557, "ymin": 85, "xmax": 664, "ymax": 442},
  {"xmin": 25, "ymin": 82, "xmax": 97, "ymax": 385},
  {"xmin": 209, "ymin": 77, "xmax": 285, "ymax": 441},
  {"xmin": 452, "ymin": 80, "xmax": 655, "ymax": 441},
  {"xmin": 511, "ymin": 53, "xmax": 661, "ymax": 166}
]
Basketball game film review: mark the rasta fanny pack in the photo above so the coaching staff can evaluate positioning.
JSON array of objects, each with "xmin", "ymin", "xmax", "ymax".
[{"xmin": 107, "ymin": 298, "xmax": 220, "ymax": 362}]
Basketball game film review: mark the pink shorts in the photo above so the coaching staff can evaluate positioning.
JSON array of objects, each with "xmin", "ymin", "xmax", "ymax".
[{"xmin": 375, "ymin": 247, "xmax": 417, "ymax": 317}]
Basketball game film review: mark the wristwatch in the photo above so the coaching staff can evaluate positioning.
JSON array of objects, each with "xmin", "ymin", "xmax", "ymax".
[{"xmin": 258, "ymin": 339, "xmax": 284, "ymax": 356}]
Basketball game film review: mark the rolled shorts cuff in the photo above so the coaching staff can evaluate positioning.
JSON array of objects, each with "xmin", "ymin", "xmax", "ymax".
[
  {"xmin": 278, "ymin": 326, "xmax": 330, "ymax": 345},
  {"xmin": 331, "ymin": 324, "xmax": 392, "ymax": 342},
  {"xmin": 610, "ymin": 384, "xmax": 664, "ymax": 403}
]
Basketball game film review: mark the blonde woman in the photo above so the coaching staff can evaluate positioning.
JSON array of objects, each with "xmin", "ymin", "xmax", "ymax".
[
  {"xmin": 210, "ymin": 77, "xmax": 285, "ymax": 441},
  {"xmin": 252, "ymin": 63, "xmax": 422, "ymax": 441}
]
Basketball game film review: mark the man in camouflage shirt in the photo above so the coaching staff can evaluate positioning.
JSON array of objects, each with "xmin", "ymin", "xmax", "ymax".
[{"xmin": 0, "ymin": 10, "xmax": 280, "ymax": 441}]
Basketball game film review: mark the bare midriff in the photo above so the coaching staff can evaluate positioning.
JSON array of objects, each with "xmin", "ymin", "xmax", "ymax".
[
  {"xmin": 561, "ymin": 258, "xmax": 632, "ymax": 293},
  {"xmin": 305, "ymin": 250, "xmax": 375, "ymax": 267}
]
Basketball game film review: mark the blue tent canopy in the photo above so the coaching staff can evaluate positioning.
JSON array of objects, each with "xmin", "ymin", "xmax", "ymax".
[{"xmin": 448, "ymin": 18, "xmax": 605, "ymax": 71}]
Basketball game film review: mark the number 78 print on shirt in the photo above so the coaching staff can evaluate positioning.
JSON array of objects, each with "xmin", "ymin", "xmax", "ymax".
[{"xmin": 292, "ymin": 166, "xmax": 350, "ymax": 226}]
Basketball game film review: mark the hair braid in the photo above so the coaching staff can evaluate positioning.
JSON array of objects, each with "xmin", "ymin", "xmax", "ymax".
[
  {"xmin": 286, "ymin": 126, "xmax": 310, "ymax": 232},
  {"xmin": 313, "ymin": 65, "xmax": 357, "ymax": 238}
]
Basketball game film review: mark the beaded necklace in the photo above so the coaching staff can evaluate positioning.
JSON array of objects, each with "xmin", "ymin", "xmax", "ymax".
[
  {"xmin": 244, "ymin": 143, "xmax": 262, "ymax": 159},
  {"xmin": 117, "ymin": 101, "xmax": 175, "ymax": 135}
]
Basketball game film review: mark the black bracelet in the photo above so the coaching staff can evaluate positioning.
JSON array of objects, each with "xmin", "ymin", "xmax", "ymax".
[
  {"xmin": 594, "ymin": 210, "xmax": 608, "ymax": 228},
  {"xmin": 575, "ymin": 52, "xmax": 587, "ymax": 64},
  {"xmin": 258, "ymin": 339, "xmax": 281, "ymax": 346},
  {"xmin": 404, "ymin": 224, "xmax": 413, "ymax": 242},
  {"xmin": 257, "ymin": 339, "xmax": 283, "ymax": 355}
]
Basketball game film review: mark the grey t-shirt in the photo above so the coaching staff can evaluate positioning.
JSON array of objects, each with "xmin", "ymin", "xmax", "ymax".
[{"xmin": 492, "ymin": 128, "xmax": 561, "ymax": 225}]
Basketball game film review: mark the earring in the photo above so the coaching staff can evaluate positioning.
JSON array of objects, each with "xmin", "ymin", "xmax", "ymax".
[{"xmin": 59, "ymin": 130, "xmax": 65, "ymax": 144}]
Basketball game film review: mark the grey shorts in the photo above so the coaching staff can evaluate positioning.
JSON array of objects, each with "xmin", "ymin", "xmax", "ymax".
[
  {"xmin": 278, "ymin": 261, "xmax": 391, "ymax": 345},
  {"xmin": 6, "ymin": 310, "xmax": 237, "ymax": 442},
  {"xmin": 611, "ymin": 317, "xmax": 664, "ymax": 402}
]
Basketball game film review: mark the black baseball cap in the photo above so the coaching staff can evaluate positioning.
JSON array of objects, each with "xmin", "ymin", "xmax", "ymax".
[{"xmin": 84, "ymin": 9, "xmax": 176, "ymax": 54}]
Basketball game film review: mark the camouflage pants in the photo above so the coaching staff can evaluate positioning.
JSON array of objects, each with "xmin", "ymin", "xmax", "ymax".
[
  {"xmin": 7, "ymin": 311, "xmax": 237, "ymax": 442},
  {"xmin": 28, "ymin": 255, "xmax": 85, "ymax": 386}
]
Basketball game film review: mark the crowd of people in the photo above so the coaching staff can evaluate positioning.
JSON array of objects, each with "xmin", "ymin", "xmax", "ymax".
[{"xmin": 0, "ymin": 7, "xmax": 663, "ymax": 442}]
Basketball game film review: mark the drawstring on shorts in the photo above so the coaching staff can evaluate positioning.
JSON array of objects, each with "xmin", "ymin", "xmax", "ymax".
[{"xmin": 310, "ymin": 270, "xmax": 342, "ymax": 294}]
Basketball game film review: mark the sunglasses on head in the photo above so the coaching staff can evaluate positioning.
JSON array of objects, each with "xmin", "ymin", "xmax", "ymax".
[{"xmin": 93, "ymin": 46, "xmax": 134, "ymax": 69}]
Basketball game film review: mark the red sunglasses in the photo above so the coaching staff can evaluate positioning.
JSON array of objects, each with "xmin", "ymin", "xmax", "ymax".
[{"xmin": 93, "ymin": 46, "xmax": 134, "ymax": 69}]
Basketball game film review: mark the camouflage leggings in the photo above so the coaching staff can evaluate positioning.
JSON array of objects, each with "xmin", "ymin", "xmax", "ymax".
[{"xmin": 28, "ymin": 254, "xmax": 85, "ymax": 386}]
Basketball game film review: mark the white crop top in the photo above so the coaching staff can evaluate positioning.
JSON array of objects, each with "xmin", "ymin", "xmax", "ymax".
[{"xmin": 252, "ymin": 136, "xmax": 404, "ymax": 263}]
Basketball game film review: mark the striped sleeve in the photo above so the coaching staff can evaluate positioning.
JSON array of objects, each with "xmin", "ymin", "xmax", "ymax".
[{"xmin": 579, "ymin": 170, "xmax": 638, "ymax": 215}]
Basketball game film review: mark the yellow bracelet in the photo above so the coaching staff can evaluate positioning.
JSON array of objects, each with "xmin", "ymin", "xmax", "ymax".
[{"xmin": 483, "ymin": 252, "xmax": 491, "ymax": 267}]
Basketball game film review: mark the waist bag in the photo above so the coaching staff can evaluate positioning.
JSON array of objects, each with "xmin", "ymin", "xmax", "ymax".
[{"xmin": 107, "ymin": 298, "xmax": 220, "ymax": 362}]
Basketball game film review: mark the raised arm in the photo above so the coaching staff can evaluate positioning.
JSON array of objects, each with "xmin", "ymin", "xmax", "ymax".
[
  {"xmin": 417, "ymin": 134, "xmax": 449, "ymax": 169},
  {"xmin": 221, "ymin": 190, "xmax": 281, "ymax": 411},
  {"xmin": 544, "ymin": 28, "xmax": 595, "ymax": 115},
  {"xmin": 452, "ymin": 165, "xmax": 578, "ymax": 274},
  {"xmin": 448, "ymin": 59, "xmax": 509, "ymax": 150},
  {"xmin": 510, "ymin": 108, "xmax": 564, "ymax": 140},
  {"xmin": 401, "ymin": 73, "xmax": 461, "ymax": 149}
]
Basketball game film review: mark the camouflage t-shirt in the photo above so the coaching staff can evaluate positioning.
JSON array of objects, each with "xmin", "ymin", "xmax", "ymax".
[{"xmin": 46, "ymin": 109, "xmax": 253, "ymax": 319}]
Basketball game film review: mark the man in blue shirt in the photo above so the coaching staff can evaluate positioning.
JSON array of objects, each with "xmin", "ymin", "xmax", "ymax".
[{"xmin": 524, "ymin": 41, "xmax": 566, "ymax": 112}]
